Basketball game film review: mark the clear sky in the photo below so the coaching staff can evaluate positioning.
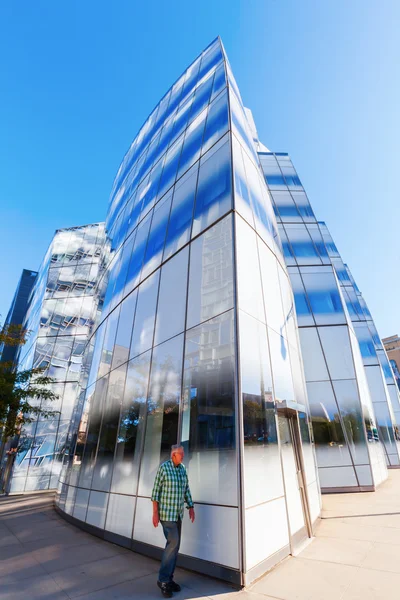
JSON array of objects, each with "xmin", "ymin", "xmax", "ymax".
[{"xmin": 1, "ymin": 0, "xmax": 399, "ymax": 337}]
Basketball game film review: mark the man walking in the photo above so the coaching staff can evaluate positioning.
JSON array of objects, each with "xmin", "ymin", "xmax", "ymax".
[{"xmin": 151, "ymin": 444, "xmax": 195, "ymax": 598}]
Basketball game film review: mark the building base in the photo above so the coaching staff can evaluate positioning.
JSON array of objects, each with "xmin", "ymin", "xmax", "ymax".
[{"xmin": 55, "ymin": 504, "xmax": 242, "ymax": 587}]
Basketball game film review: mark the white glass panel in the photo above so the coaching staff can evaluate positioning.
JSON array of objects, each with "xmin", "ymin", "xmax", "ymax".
[
  {"xmin": 235, "ymin": 215, "xmax": 265, "ymax": 323},
  {"xmin": 154, "ymin": 247, "xmax": 188, "ymax": 346},
  {"xmin": 187, "ymin": 215, "xmax": 234, "ymax": 330},
  {"xmin": 105, "ymin": 494, "xmax": 136, "ymax": 538}
]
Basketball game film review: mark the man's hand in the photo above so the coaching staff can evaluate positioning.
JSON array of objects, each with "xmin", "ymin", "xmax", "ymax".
[
  {"xmin": 152, "ymin": 507, "xmax": 160, "ymax": 528},
  {"xmin": 189, "ymin": 507, "xmax": 195, "ymax": 523}
]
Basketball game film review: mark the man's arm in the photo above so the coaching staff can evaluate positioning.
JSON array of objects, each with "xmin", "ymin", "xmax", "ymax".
[
  {"xmin": 184, "ymin": 476, "xmax": 195, "ymax": 523},
  {"xmin": 151, "ymin": 465, "xmax": 164, "ymax": 528}
]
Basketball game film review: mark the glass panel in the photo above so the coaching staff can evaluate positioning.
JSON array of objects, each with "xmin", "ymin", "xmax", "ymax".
[
  {"xmin": 154, "ymin": 247, "xmax": 189, "ymax": 346},
  {"xmin": 240, "ymin": 311, "xmax": 283, "ymax": 506},
  {"xmin": 232, "ymin": 136, "xmax": 254, "ymax": 227},
  {"xmin": 332, "ymin": 379, "xmax": 369, "ymax": 465},
  {"xmin": 141, "ymin": 192, "xmax": 172, "ymax": 280},
  {"xmin": 187, "ymin": 215, "xmax": 234, "ymax": 330},
  {"xmin": 317, "ymin": 326, "xmax": 356, "ymax": 380},
  {"xmin": 111, "ymin": 350, "xmax": 151, "ymax": 495},
  {"xmin": 78, "ymin": 375, "xmax": 109, "ymax": 488},
  {"xmin": 268, "ymin": 328, "xmax": 295, "ymax": 405},
  {"xmin": 181, "ymin": 311, "xmax": 237, "ymax": 505},
  {"xmin": 92, "ymin": 363, "xmax": 127, "ymax": 492},
  {"xmin": 129, "ymin": 270, "xmax": 160, "ymax": 359},
  {"xmin": 98, "ymin": 305, "xmax": 121, "ymax": 378},
  {"xmin": 157, "ymin": 137, "xmax": 183, "ymax": 200},
  {"xmin": 284, "ymin": 224, "xmax": 321, "ymax": 264},
  {"xmin": 258, "ymin": 240, "xmax": 285, "ymax": 334},
  {"xmin": 138, "ymin": 334, "xmax": 184, "ymax": 496},
  {"xmin": 235, "ymin": 215, "xmax": 265, "ymax": 323},
  {"xmin": 124, "ymin": 213, "xmax": 152, "ymax": 297},
  {"xmin": 307, "ymin": 380, "xmax": 352, "ymax": 467},
  {"xmin": 202, "ymin": 90, "xmax": 229, "ymax": 156},
  {"xmin": 164, "ymin": 163, "xmax": 197, "ymax": 261},
  {"xmin": 298, "ymin": 328, "xmax": 330, "ymax": 382},
  {"xmin": 301, "ymin": 270, "xmax": 346, "ymax": 325},
  {"xmin": 177, "ymin": 110, "xmax": 207, "ymax": 180},
  {"xmin": 192, "ymin": 135, "xmax": 232, "ymax": 237},
  {"xmin": 112, "ymin": 289, "xmax": 138, "ymax": 370}
]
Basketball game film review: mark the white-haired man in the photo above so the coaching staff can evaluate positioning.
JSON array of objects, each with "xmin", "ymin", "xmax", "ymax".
[{"xmin": 151, "ymin": 444, "xmax": 195, "ymax": 598}]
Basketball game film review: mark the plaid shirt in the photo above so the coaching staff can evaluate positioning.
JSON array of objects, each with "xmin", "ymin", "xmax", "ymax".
[{"xmin": 151, "ymin": 459, "xmax": 194, "ymax": 521}]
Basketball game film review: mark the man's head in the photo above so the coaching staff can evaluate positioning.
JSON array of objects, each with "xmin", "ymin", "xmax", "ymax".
[{"xmin": 171, "ymin": 444, "xmax": 184, "ymax": 466}]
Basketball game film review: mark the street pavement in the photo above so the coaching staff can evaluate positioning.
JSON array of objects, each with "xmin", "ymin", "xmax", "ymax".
[{"xmin": 2, "ymin": 471, "xmax": 400, "ymax": 599}]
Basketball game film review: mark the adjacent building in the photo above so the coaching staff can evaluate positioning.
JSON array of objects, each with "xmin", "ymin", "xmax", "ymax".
[
  {"xmin": 383, "ymin": 335, "xmax": 400, "ymax": 391},
  {"xmin": 9, "ymin": 223, "xmax": 106, "ymax": 493},
  {"xmin": 0, "ymin": 269, "xmax": 37, "ymax": 365}
]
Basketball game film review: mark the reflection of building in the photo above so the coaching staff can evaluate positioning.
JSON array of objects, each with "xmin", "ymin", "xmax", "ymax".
[
  {"xmin": 54, "ymin": 39, "xmax": 320, "ymax": 586},
  {"xmin": 261, "ymin": 151, "xmax": 394, "ymax": 487},
  {"xmin": 8, "ymin": 223, "xmax": 106, "ymax": 493},
  {"xmin": 0, "ymin": 269, "xmax": 37, "ymax": 365},
  {"xmin": 383, "ymin": 335, "xmax": 400, "ymax": 391}
]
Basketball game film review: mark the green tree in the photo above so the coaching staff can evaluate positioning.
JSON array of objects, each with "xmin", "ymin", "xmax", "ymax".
[{"xmin": 0, "ymin": 323, "xmax": 59, "ymax": 443}]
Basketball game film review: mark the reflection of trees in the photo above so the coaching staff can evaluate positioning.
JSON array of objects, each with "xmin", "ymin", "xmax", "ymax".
[
  {"xmin": 243, "ymin": 393, "xmax": 276, "ymax": 445},
  {"xmin": 311, "ymin": 412, "xmax": 366, "ymax": 446}
]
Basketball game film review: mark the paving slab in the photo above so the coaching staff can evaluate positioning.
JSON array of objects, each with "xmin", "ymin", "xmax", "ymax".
[{"xmin": 2, "ymin": 471, "xmax": 400, "ymax": 599}]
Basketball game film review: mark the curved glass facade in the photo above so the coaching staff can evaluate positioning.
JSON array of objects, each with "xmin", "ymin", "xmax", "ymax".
[
  {"xmin": 10, "ymin": 223, "xmax": 106, "ymax": 493},
  {"xmin": 54, "ymin": 39, "xmax": 320, "ymax": 585}
]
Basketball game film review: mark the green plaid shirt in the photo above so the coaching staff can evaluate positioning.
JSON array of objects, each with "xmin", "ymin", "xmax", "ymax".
[{"xmin": 151, "ymin": 459, "xmax": 194, "ymax": 522}]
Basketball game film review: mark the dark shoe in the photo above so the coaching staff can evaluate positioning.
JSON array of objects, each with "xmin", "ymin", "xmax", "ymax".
[
  {"xmin": 169, "ymin": 581, "xmax": 181, "ymax": 592},
  {"xmin": 157, "ymin": 581, "xmax": 173, "ymax": 598}
]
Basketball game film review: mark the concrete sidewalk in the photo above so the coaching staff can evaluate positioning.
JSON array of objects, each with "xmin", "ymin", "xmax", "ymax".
[{"xmin": 2, "ymin": 472, "xmax": 400, "ymax": 600}]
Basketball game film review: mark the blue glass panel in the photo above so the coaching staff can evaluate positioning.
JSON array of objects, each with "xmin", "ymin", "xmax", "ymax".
[
  {"xmin": 307, "ymin": 289, "xmax": 343, "ymax": 315},
  {"xmin": 345, "ymin": 298, "xmax": 357, "ymax": 318},
  {"xmin": 192, "ymin": 136, "xmax": 232, "ymax": 237},
  {"xmin": 110, "ymin": 233, "xmax": 135, "ymax": 309},
  {"xmin": 211, "ymin": 63, "xmax": 226, "ymax": 101},
  {"xmin": 359, "ymin": 340, "xmax": 377, "ymax": 358},
  {"xmin": 278, "ymin": 205, "xmax": 301, "ymax": 218},
  {"xmin": 181, "ymin": 56, "xmax": 201, "ymax": 99},
  {"xmin": 302, "ymin": 272, "xmax": 345, "ymax": 323},
  {"xmin": 129, "ymin": 271, "xmax": 160, "ymax": 359},
  {"xmin": 170, "ymin": 93, "xmax": 194, "ymax": 141},
  {"xmin": 142, "ymin": 192, "xmax": 172, "ymax": 279},
  {"xmin": 126, "ymin": 191, "xmax": 142, "ymax": 239},
  {"xmin": 141, "ymin": 158, "xmax": 164, "ymax": 216},
  {"xmin": 335, "ymin": 268, "xmax": 351, "ymax": 283},
  {"xmin": 124, "ymin": 213, "xmax": 152, "ymax": 296},
  {"xmin": 202, "ymin": 90, "xmax": 229, "ymax": 155},
  {"xmin": 155, "ymin": 115, "xmax": 175, "ymax": 164},
  {"xmin": 157, "ymin": 136, "xmax": 183, "ymax": 200},
  {"xmin": 164, "ymin": 163, "xmax": 198, "ymax": 260},
  {"xmin": 177, "ymin": 110, "xmax": 207, "ymax": 179},
  {"xmin": 189, "ymin": 74, "xmax": 214, "ymax": 122},
  {"xmin": 102, "ymin": 252, "xmax": 121, "ymax": 316},
  {"xmin": 266, "ymin": 175, "xmax": 285, "ymax": 186},
  {"xmin": 290, "ymin": 240, "xmax": 319, "ymax": 258},
  {"xmin": 198, "ymin": 42, "xmax": 223, "ymax": 80},
  {"xmin": 285, "ymin": 175, "xmax": 302, "ymax": 187}
]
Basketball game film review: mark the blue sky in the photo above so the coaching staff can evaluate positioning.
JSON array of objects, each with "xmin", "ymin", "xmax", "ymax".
[{"xmin": 0, "ymin": 1, "xmax": 399, "ymax": 337}]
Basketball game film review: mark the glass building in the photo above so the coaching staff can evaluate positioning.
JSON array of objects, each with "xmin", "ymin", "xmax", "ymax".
[
  {"xmin": 0, "ymin": 269, "xmax": 37, "ymax": 365},
  {"xmin": 260, "ymin": 152, "xmax": 389, "ymax": 490},
  {"xmin": 9, "ymin": 223, "xmax": 106, "ymax": 494},
  {"xmin": 53, "ymin": 38, "xmax": 321, "ymax": 585},
  {"xmin": 317, "ymin": 229, "xmax": 400, "ymax": 466}
]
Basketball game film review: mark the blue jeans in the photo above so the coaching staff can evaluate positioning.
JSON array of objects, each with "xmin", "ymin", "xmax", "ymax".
[{"xmin": 159, "ymin": 518, "xmax": 182, "ymax": 583}]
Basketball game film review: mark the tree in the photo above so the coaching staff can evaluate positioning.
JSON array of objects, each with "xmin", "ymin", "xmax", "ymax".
[{"xmin": 0, "ymin": 323, "xmax": 59, "ymax": 443}]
